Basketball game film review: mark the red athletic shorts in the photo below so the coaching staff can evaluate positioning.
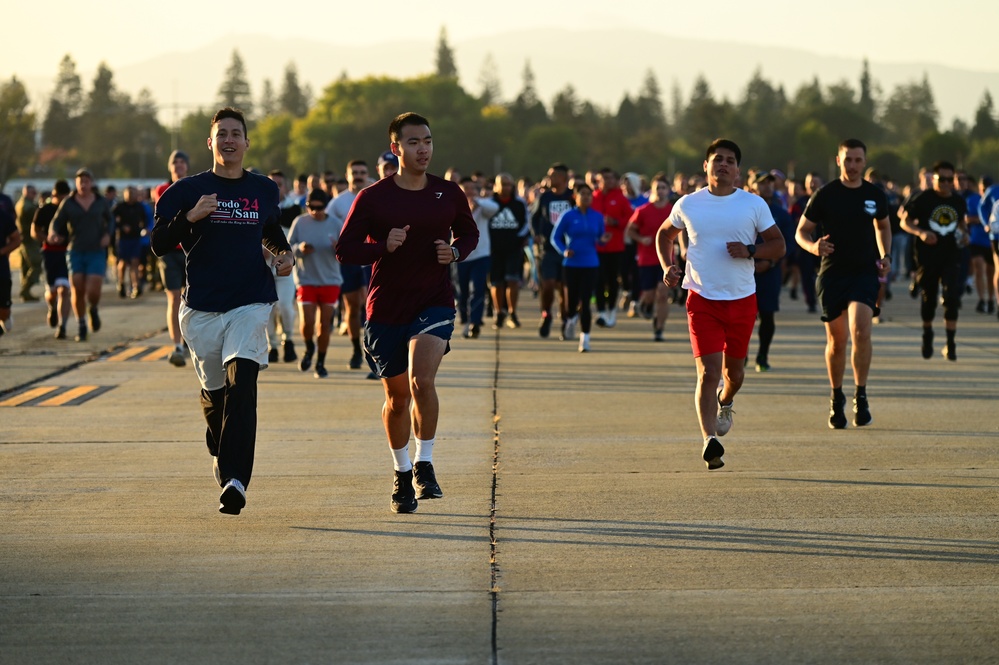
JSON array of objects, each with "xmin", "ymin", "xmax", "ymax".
[
  {"xmin": 686, "ymin": 291, "xmax": 757, "ymax": 359},
  {"xmin": 296, "ymin": 284, "xmax": 341, "ymax": 306}
]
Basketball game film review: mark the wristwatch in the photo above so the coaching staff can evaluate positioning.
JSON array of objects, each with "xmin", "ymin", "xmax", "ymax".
[
  {"xmin": 746, "ymin": 243, "xmax": 756, "ymax": 259},
  {"xmin": 451, "ymin": 246, "xmax": 460, "ymax": 263}
]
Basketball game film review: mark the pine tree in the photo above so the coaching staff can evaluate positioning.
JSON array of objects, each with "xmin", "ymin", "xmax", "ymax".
[
  {"xmin": 43, "ymin": 54, "xmax": 84, "ymax": 150},
  {"xmin": 259, "ymin": 79, "xmax": 277, "ymax": 118},
  {"xmin": 970, "ymin": 91, "xmax": 998, "ymax": 142},
  {"xmin": 279, "ymin": 62, "xmax": 309, "ymax": 117},
  {"xmin": 477, "ymin": 53, "xmax": 502, "ymax": 105},
  {"xmin": 435, "ymin": 27, "xmax": 458, "ymax": 79},
  {"xmin": 217, "ymin": 50, "xmax": 254, "ymax": 117}
]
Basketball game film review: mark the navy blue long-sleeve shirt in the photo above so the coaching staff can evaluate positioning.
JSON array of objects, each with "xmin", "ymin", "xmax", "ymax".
[{"xmin": 152, "ymin": 170, "xmax": 290, "ymax": 312}]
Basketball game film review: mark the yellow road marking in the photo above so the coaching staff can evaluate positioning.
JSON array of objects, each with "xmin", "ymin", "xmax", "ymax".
[
  {"xmin": 107, "ymin": 346, "xmax": 150, "ymax": 362},
  {"xmin": 37, "ymin": 385, "xmax": 100, "ymax": 407},
  {"xmin": 0, "ymin": 386, "xmax": 60, "ymax": 407},
  {"xmin": 141, "ymin": 345, "xmax": 175, "ymax": 361}
]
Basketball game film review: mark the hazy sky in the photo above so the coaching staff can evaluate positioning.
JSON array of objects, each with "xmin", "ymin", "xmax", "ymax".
[{"xmin": 6, "ymin": 0, "xmax": 997, "ymax": 80}]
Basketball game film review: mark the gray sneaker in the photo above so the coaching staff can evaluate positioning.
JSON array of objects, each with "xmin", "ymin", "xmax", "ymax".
[
  {"xmin": 219, "ymin": 478, "xmax": 246, "ymax": 515},
  {"xmin": 716, "ymin": 391, "xmax": 735, "ymax": 437}
]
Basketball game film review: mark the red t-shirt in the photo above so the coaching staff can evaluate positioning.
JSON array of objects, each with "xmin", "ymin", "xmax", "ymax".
[
  {"xmin": 629, "ymin": 201, "xmax": 673, "ymax": 266},
  {"xmin": 592, "ymin": 188, "xmax": 634, "ymax": 253}
]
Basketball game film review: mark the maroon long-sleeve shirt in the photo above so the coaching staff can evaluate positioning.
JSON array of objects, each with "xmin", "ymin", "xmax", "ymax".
[{"xmin": 335, "ymin": 174, "xmax": 478, "ymax": 325}]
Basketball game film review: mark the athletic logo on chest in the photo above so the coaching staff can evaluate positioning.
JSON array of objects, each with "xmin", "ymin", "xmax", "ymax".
[{"xmin": 864, "ymin": 200, "xmax": 877, "ymax": 216}]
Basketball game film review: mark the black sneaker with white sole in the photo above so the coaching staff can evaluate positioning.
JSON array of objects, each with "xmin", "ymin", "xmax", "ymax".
[
  {"xmin": 219, "ymin": 478, "xmax": 246, "ymax": 515},
  {"xmin": 702, "ymin": 437, "xmax": 725, "ymax": 470},
  {"xmin": 391, "ymin": 469, "xmax": 418, "ymax": 513},
  {"xmin": 829, "ymin": 394, "xmax": 848, "ymax": 429},
  {"xmin": 853, "ymin": 394, "xmax": 872, "ymax": 427},
  {"xmin": 413, "ymin": 461, "xmax": 443, "ymax": 499}
]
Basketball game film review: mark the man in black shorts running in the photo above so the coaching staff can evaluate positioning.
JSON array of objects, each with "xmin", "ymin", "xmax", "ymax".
[
  {"xmin": 796, "ymin": 138, "xmax": 891, "ymax": 429},
  {"xmin": 336, "ymin": 112, "xmax": 478, "ymax": 514}
]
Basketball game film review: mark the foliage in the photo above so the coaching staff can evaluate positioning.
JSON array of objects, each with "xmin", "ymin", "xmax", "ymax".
[
  {"xmin": 29, "ymin": 48, "xmax": 999, "ymax": 183},
  {"xmin": 0, "ymin": 77, "xmax": 36, "ymax": 187}
]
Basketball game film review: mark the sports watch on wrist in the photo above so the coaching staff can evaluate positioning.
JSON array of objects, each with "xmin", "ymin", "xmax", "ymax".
[
  {"xmin": 746, "ymin": 243, "xmax": 756, "ymax": 259},
  {"xmin": 451, "ymin": 246, "xmax": 460, "ymax": 263}
]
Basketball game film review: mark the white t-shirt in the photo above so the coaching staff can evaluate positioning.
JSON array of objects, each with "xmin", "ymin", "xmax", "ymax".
[
  {"xmin": 325, "ymin": 190, "xmax": 357, "ymax": 227},
  {"xmin": 668, "ymin": 187, "xmax": 776, "ymax": 300}
]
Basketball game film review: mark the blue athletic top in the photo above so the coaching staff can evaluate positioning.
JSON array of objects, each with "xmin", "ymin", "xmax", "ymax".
[{"xmin": 550, "ymin": 207, "xmax": 605, "ymax": 268}]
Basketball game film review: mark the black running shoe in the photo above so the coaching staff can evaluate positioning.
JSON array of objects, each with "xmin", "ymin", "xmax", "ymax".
[
  {"xmin": 75, "ymin": 324, "xmax": 88, "ymax": 342},
  {"xmin": 470, "ymin": 323, "xmax": 481, "ymax": 338},
  {"xmin": 299, "ymin": 348, "xmax": 313, "ymax": 372},
  {"xmin": 349, "ymin": 350, "xmax": 362, "ymax": 369},
  {"xmin": 391, "ymin": 469, "xmax": 418, "ymax": 513},
  {"xmin": 413, "ymin": 461, "xmax": 443, "ymax": 499},
  {"xmin": 268, "ymin": 347, "xmax": 279, "ymax": 363},
  {"xmin": 89, "ymin": 306, "xmax": 101, "ymax": 332},
  {"xmin": 853, "ymin": 394, "xmax": 872, "ymax": 427},
  {"xmin": 219, "ymin": 479, "xmax": 246, "ymax": 515},
  {"xmin": 829, "ymin": 394, "xmax": 847, "ymax": 429},
  {"xmin": 506, "ymin": 312, "xmax": 521, "ymax": 329},
  {"xmin": 55, "ymin": 325, "xmax": 66, "ymax": 340},
  {"xmin": 283, "ymin": 339, "xmax": 297, "ymax": 362},
  {"xmin": 493, "ymin": 311, "xmax": 506, "ymax": 330},
  {"xmin": 943, "ymin": 342, "xmax": 956, "ymax": 362},
  {"xmin": 702, "ymin": 437, "xmax": 725, "ymax": 470},
  {"xmin": 313, "ymin": 364, "xmax": 328, "ymax": 379},
  {"xmin": 539, "ymin": 313, "xmax": 553, "ymax": 338},
  {"xmin": 921, "ymin": 328, "xmax": 933, "ymax": 359}
]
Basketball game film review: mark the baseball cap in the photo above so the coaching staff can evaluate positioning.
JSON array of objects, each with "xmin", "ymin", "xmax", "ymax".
[
  {"xmin": 75, "ymin": 167, "xmax": 93, "ymax": 179},
  {"xmin": 753, "ymin": 171, "xmax": 776, "ymax": 186},
  {"xmin": 769, "ymin": 169, "xmax": 786, "ymax": 180},
  {"xmin": 377, "ymin": 151, "xmax": 399, "ymax": 166},
  {"xmin": 168, "ymin": 150, "xmax": 190, "ymax": 167}
]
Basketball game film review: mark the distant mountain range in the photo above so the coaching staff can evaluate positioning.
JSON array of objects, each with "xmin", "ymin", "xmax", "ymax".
[{"xmin": 20, "ymin": 29, "xmax": 999, "ymax": 129}]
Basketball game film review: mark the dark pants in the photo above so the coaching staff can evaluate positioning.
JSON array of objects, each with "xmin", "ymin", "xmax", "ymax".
[
  {"xmin": 200, "ymin": 358, "xmax": 259, "ymax": 487},
  {"xmin": 456, "ymin": 255, "xmax": 490, "ymax": 325},
  {"xmin": 564, "ymin": 266, "xmax": 598, "ymax": 334},
  {"xmin": 917, "ymin": 253, "xmax": 961, "ymax": 322},
  {"xmin": 596, "ymin": 251, "xmax": 623, "ymax": 311}
]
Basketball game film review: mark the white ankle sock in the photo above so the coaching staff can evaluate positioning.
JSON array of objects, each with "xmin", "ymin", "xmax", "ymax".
[
  {"xmin": 391, "ymin": 444, "xmax": 412, "ymax": 472},
  {"xmin": 414, "ymin": 437, "xmax": 435, "ymax": 463}
]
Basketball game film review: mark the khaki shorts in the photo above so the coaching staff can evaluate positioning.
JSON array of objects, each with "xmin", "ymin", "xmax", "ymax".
[{"xmin": 180, "ymin": 302, "xmax": 272, "ymax": 390}]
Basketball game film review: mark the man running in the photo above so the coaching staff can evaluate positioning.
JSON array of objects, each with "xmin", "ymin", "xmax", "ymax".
[
  {"xmin": 152, "ymin": 107, "xmax": 294, "ymax": 515},
  {"xmin": 796, "ymin": 138, "xmax": 891, "ymax": 429},
  {"xmin": 657, "ymin": 139, "xmax": 784, "ymax": 470},
  {"xmin": 335, "ymin": 112, "xmax": 478, "ymax": 514}
]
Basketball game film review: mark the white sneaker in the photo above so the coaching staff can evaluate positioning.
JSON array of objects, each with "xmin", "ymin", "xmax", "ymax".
[
  {"xmin": 219, "ymin": 478, "xmax": 246, "ymax": 515},
  {"xmin": 564, "ymin": 315, "xmax": 578, "ymax": 340},
  {"xmin": 578, "ymin": 333, "xmax": 590, "ymax": 353},
  {"xmin": 716, "ymin": 391, "xmax": 735, "ymax": 437}
]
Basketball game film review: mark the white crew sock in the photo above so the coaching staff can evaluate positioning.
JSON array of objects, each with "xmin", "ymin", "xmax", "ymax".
[
  {"xmin": 391, "ymin": 444, "xmax": 412, "ymax": 472},
  {"xmin": 414, "ymin": 437, "xmax": 435, "ymax": 464}
]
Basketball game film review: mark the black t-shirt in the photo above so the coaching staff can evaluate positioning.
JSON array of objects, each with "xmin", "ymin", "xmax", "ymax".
[
  {"xmin": 903, "ymin": 189, "xmax": 967, "ymax": 259},
  {"xmin": 531, "ymin": 189, "xmax": 575, "ymax": 253},
  {"xmin": 489, "ymin": 195, "xmax": 528, "ymax": 254},
  {"xmin": 803, "ymin": 179, "xmax": 888, "ymax": 276},
  {"xmin": 113, "ymin": 201, "xmax": 146, "ymax": 240}
]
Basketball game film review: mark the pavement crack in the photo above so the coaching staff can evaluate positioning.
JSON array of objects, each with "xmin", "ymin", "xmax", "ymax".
[{"xmin": 489, "ymin": 327, "xmax": 501, "ymax": 665}]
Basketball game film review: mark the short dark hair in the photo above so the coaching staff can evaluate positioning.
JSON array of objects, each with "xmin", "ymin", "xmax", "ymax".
[
  {"xmin": 706, "ymin": 139, "xmax": 742, "ymax": 165},
  {"xmin": 572, "ymin": 182, "xmax": 593, "ymax": 195},
  {"xmin": 389, "ymin": 112, "xmax": 430, "ymax": 143},
  {"xmin": 347, "ymin": 159, "xmax": 368, "ymax": 170},
  {"xmin": 268, "ymin": 170, "xmax": 285, "ymax": 178},
  {"xmin": 549, "ymin": 163, "xmax": 569, "ymax": 174},
  {"xmin": 211, "ymin": 107, "xmax": 248, "ymax": 136},
  {"xmin": 459, "ymin": 176, "xmax": 475, "ymax": 185},
  {"xmin": 53, "ymin": 179, "xmax": 71, "ymax": 196},
  {"xmin": 838, "ymin": 138, "xmax": 867, "ymax": 154},
  {"xmin": 932, "ymin": 160, "xmax": 956, "ymax": 174}
]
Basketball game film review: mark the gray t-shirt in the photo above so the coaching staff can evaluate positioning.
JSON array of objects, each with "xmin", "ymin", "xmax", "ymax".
[{"xmin": 287, "ymin": 212, "xmax": 343, "ymax": 287}]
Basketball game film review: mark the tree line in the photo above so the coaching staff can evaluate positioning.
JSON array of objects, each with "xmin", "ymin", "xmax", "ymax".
[{"xmin": 2, "ymin": 28, "xmax": 998, "ymax": 189}]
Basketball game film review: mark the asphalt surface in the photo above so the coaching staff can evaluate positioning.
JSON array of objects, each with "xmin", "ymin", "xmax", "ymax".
[{"xmin": 2, "ymin": 273, "xmax": 998, "ymax": 664}]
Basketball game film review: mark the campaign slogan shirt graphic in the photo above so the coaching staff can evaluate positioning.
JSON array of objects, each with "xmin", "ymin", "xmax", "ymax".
[{"xmin": 210, "ymin": 197, "xmax": 263, "ymax": 224}]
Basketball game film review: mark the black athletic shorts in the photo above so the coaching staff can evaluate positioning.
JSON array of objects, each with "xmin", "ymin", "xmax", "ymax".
[{"xmin": 816, "ymin": 271, "xmax": 880, "ymax": 322}]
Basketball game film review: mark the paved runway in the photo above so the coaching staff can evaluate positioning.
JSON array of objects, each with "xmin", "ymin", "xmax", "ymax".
[{"xmin": 2, "ymin": 279, "xmax": 997, "ymax": 664}]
